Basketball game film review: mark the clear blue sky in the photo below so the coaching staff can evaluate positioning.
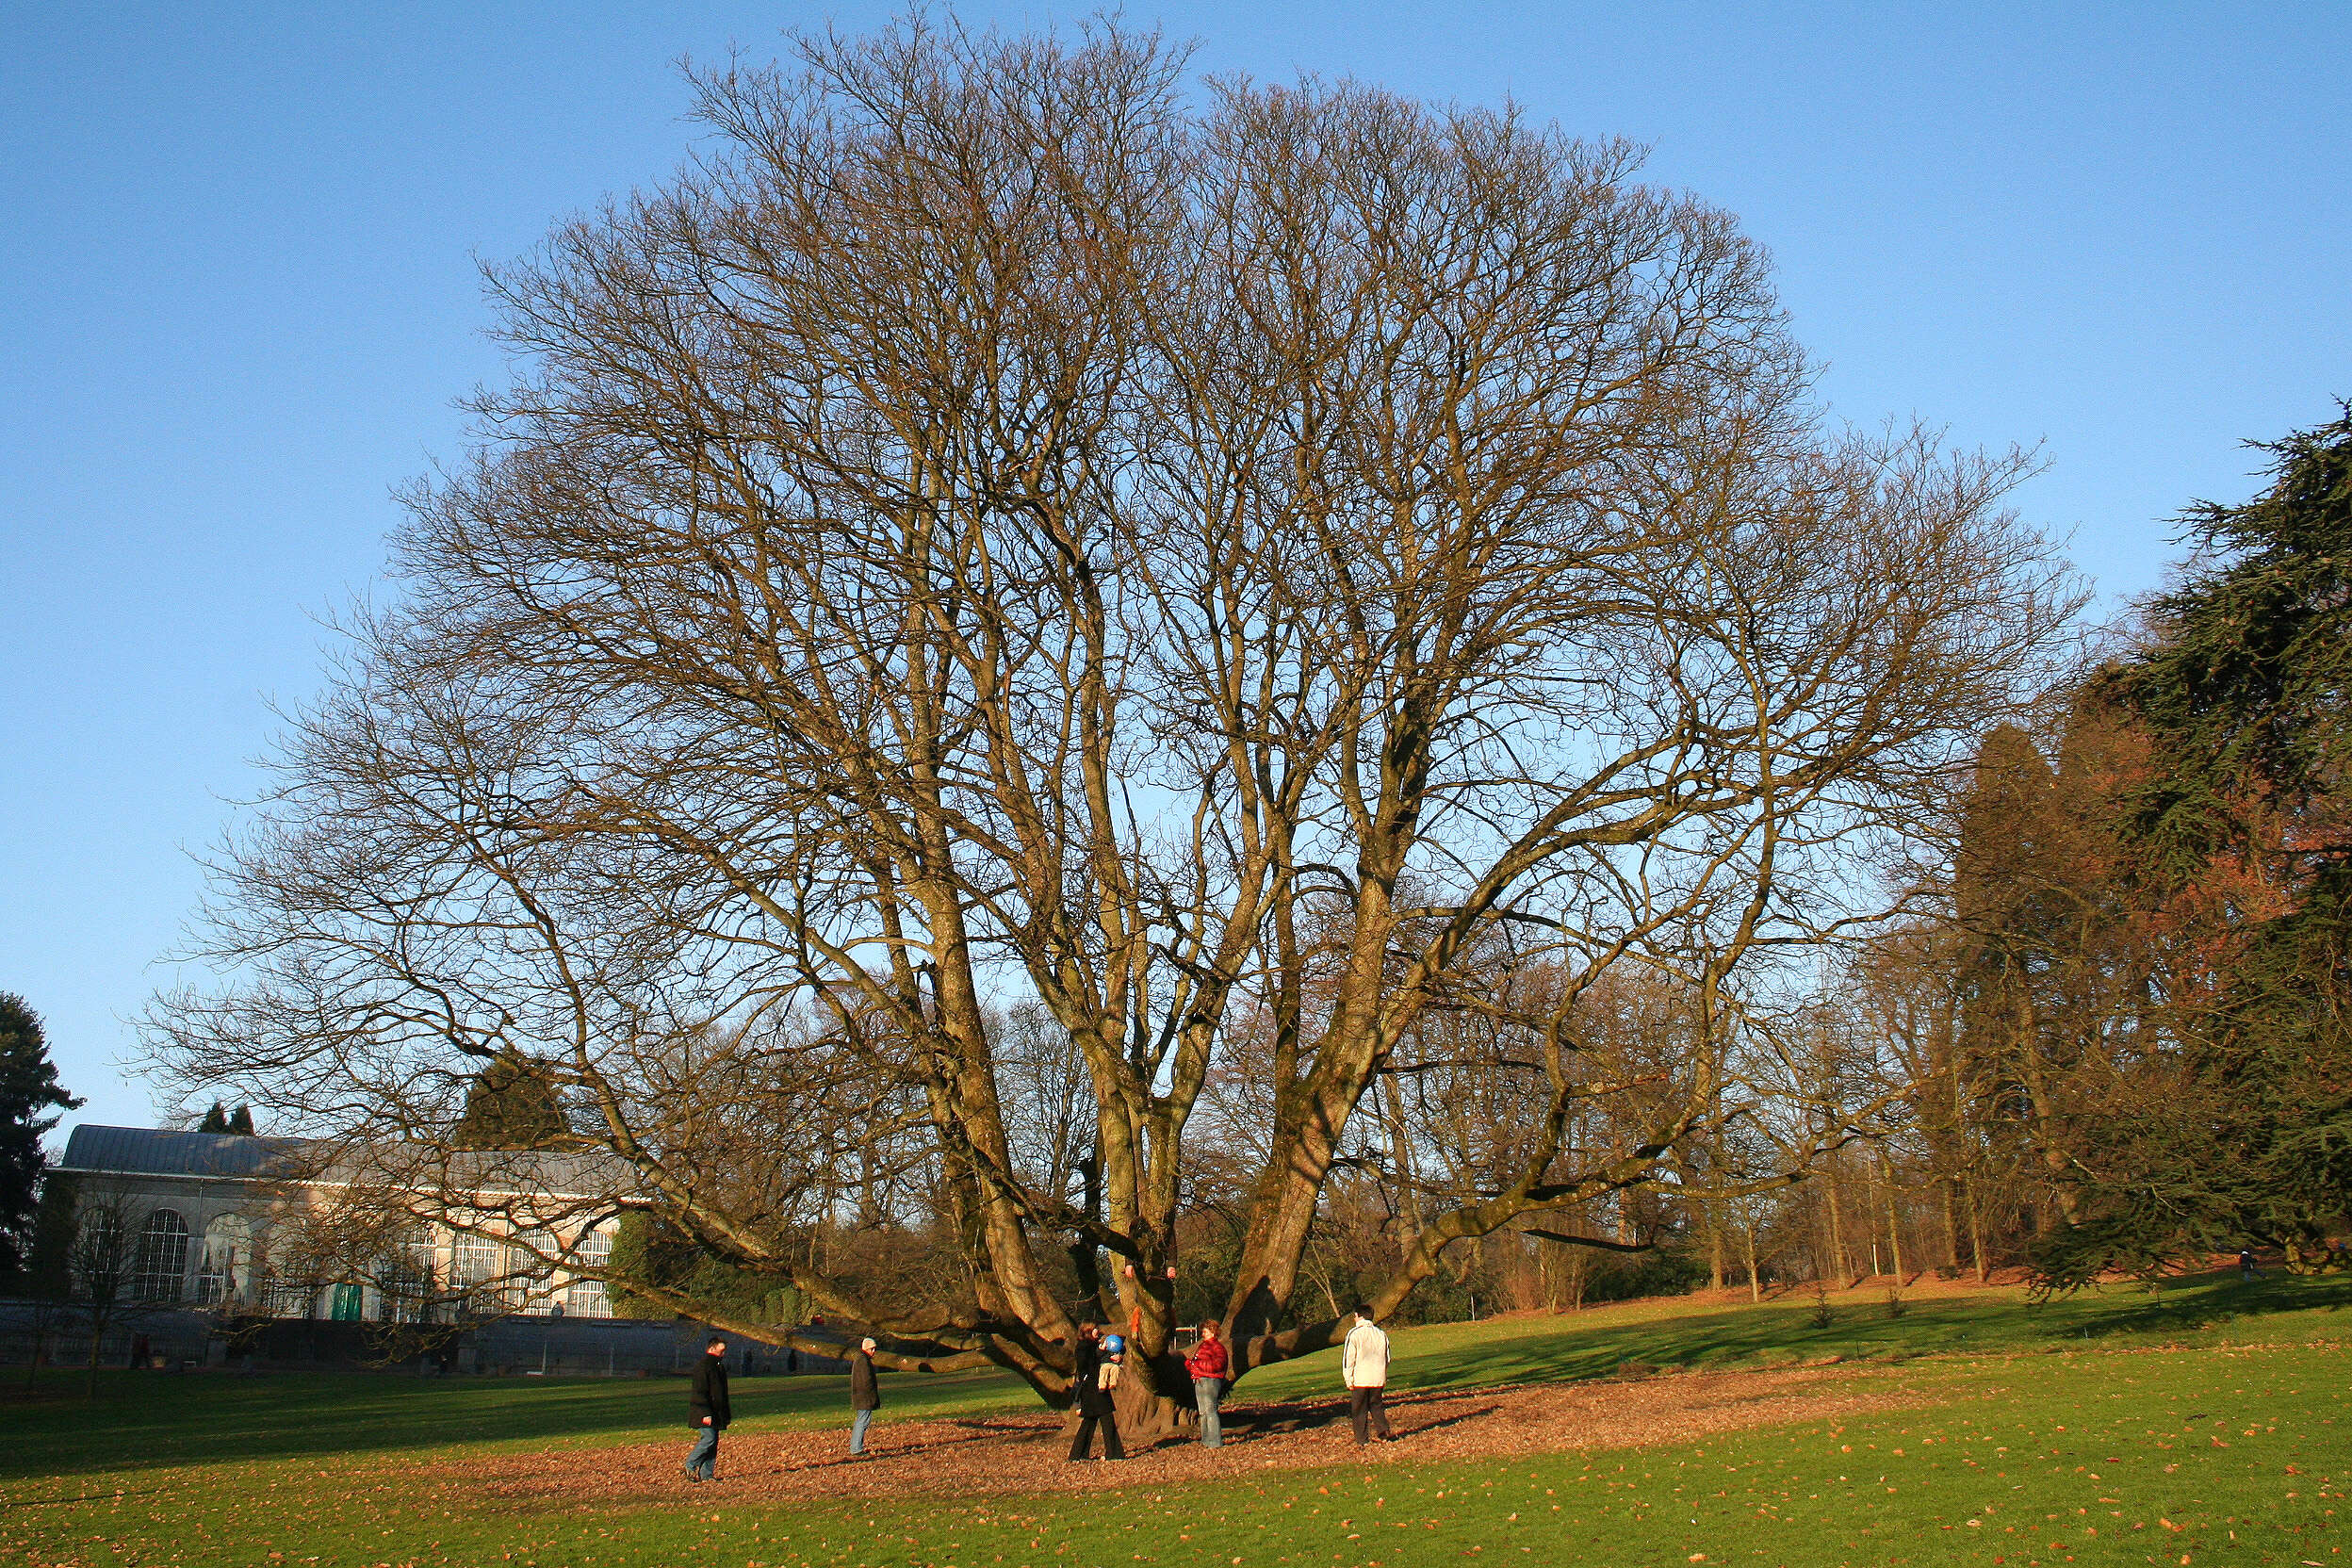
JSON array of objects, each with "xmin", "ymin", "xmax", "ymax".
[{"xmin": 4, "ymin": 2, "xmax": 2345, "ymax": 1135}]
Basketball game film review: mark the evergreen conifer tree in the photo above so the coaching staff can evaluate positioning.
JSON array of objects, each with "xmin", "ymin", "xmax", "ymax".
[
  {"xmin": 0, "ymin": 993, "xmax": 84, "ymax": 1278},
  {"xmin": 2039, "ymin": 409, "xmax": 2352, "ymax": 1282},
  {"xmin": 449, "ymin": 1054, "xmax": 567, "ymax": 1150}
]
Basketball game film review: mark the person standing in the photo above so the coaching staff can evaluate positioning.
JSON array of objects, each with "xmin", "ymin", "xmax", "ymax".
[
  {"xmin": 1341, "ymin": 1305, "xmax": 1393, "ymax": 1445},
  {"xmin": 1184, "ymin": 1319, "xmax": 1230, "ymax": 1447},
  {"xmin": 1066, "ymin": 1324, "xmax": 1126, "ymax": 1462},
  {"xmin": 684, "ymin": 1335, "xmax": 731, "ymax": 1482},
  {"xmin": 848, "ymin": 1336, "xmax": 882, "ymax": 1456}
]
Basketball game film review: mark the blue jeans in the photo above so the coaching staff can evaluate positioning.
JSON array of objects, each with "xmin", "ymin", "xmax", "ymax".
[
  {"xmin": 684, "ymin": 1424, "xmax": 720, "ymax": 1479},
  {"xmin": 850, "ymin": 1407, "xmax": 874, "ymax": 1454},
  {"xmin": 1193, "ymin": 1377, "xmax": 1223, "ymax": 1446}
]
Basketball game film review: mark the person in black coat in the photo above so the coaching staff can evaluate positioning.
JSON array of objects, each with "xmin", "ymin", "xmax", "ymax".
[
  {"xmin": 684, "ymin": 1336, "xmax": 731, "ymax": 1482},
  {"xmin": 848, "ymin": 1336, "xmax": 882, "ymax": 1456},
  {"xmin": 1066, "ymin": 1324, "xmax": 1126, "ymax": 1462}
]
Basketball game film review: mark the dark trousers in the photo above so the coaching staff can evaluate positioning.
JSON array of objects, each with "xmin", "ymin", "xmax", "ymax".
[
  {"xmin": 1069, "ymin": 1407, "xmax": 1126, "ymax": 1461},
  {"xmin": 1349, "ymin": 1386, "xmax": 1392, "ymax": 1444},
  {"xmin": 684, "ymin": 1425, "xmax": 721, "ymax": 1478}
]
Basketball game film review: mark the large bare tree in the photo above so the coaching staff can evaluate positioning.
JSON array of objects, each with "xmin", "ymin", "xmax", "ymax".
[{"xmin": 145, "ymin": 17, "xmax": 2078, "ymax": 1428}]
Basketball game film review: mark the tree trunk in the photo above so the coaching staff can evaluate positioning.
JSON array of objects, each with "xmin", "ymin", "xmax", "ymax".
[
  {"xmin": 1824, "ymin": 1167, "xmax": 1852, "ymax": 1282},
  {"xmin": 1940, "ymin": 1178, "xmax": 1962, "ymax": 1273},
  {"xmin": 1877, "ymin": 1151, "xmax": 1906, "ymax": 1282},
  {"xmin": 1112, "ymin": 1351, "xmax": 1185, "ymax": 1443},
  {"xmin": 2013, "ymin": 991, "xmax": 2082, "ymax": 1223},
  {"xmin": 1380, "ymin": 1071, "xmax": 1424, "ymax": 1264}
]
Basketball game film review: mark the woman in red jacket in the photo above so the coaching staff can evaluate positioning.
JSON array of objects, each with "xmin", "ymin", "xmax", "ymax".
[{"xmin": 1184, "ymin": 1319, "xmax": 1231, "ymax": 1447}]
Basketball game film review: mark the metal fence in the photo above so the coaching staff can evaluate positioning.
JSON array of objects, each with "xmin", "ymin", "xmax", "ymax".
[{"xmin": 0, "ymin": 1297, "xmax": 849, "ymax": 1379}]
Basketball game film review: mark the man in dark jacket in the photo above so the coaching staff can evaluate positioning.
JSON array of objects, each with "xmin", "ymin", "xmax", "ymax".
[
  {"xmin": 848, "ymin": 1336, "xmax": 882, "ymax": 1455},
  {"xmin": 684, "ymin": 1336, "xmax": 730, "ymax": 1482},
  {"xmin": 1066, "ymin": 1324, "xmax": 1126, "ymax": 1462}
]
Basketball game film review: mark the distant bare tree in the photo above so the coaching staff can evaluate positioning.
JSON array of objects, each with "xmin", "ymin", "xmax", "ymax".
[
  {"xmin": 993, "ymin": 1004, "xmax": 1092, "ymax": 1216},
  {"xmin": 65, "ymin": 1183, "xmax": 165, "ymax": 1396},
  {"xmin": 143, "ymin": 15, "xmax": 2079, "ymax": 1429}
]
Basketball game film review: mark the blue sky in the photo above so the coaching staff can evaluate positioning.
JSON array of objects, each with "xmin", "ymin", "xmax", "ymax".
[{"xmin": 3, "ymin": 2, "xmax": 2345, "ymax": 1134}]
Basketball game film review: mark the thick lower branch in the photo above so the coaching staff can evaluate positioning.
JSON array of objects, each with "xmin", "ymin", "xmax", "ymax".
[
  {"xmin": 596, "ymin": 1277, "xmax": 991, "ymax": 1373},
  {"xmin": 1519, "ymin": 1228, "xmax": 1656, "ymax": 1253}
]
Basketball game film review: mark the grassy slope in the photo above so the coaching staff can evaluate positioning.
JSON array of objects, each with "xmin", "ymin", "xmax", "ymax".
[
  {"xmin": 4, "ymin": 1272, "xmax": 2345, "ymax": 1568},
  {"xmin": 1242, "ymin": 1269, "xmax": 2352, "ymax": 1402}
]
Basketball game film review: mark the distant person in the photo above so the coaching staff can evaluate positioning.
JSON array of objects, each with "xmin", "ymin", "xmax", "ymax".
[
  {"xmin": 1066, "ymin": 1324, "xmax": 1126, "ymax": 1462},
  {"xmin": 1341, "ymin": 1304, "xmax": 1393, "ymax": 1445},
  {"xmin": 849, "ymin": 1337, "xmax": 882, "ymax": 1456},
  {"xmin": 2239, "ymin": 1248, "xmax": 2264, "ymax": 1281},
  {"xmin": 684, "ymin": 1335, "xmax": 730, "ymax": 1483},
  {"xmin": 1185, "ymin": 1318, "xmax": 1230, "ymax": 1448}
]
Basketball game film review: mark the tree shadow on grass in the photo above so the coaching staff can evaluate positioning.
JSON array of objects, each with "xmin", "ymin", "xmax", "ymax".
[
  {"xmin": 1225, "ymin": 1396, "xmax": 1350, "ymax": 1436},
  {"xmin": 1223, "ymin": 1386, "xmax": 1502, "ymax": 1442},
  {"xmin": 752, "ymin": 1415, "xmax": 1037, "ymax": 1477},
  {"xmin": 1394, "ymin": 1402, "xmax": 1503, "ymax": 1436},
  {"xmin": 1, "ymin": 1487, "xmax": 169, "ymax": 1509},
  {"xmin": 1371, "ymin": 1271, "xmax": 2352, "ymax": 1396},
  {"xmin": 0, "ymin": 1365, "xmax": 1029, "ymax": 1483}
]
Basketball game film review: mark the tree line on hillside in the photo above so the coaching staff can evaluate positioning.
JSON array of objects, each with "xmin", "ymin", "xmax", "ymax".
[
  {"xmin": 122, "ymin": 14, "xmax": 2339, "ymax": 1435},
  {"xmin": 1570, "ymin": 409, "xmax": 2352, "ymax": 1301}
]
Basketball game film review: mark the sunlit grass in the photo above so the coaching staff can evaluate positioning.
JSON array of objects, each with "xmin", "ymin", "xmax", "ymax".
[{"xmin": 1242, "ymin": 1266, "xmax": 2352, "ymax": 1401}]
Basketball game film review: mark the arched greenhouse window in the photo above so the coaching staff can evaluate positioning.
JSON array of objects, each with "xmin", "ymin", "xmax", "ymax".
[
  {"xmin": 196, "ymin": 1214, "xmax": 252, "ymax": 1306},
  {"xmin": 372, "ymin": 1229, "xmax": 438, "ymax": 1324},
  {"xmin": 449, "ymin": 1231, "xmax": 511, "ymax": 1314},
  {"xmin": 133, "ymin": 1209, "xmax": 190, "ymax": 1303},
  {"xmin": 564, "ymin": 1226, "xmax": 612, "ymax": 1318}
]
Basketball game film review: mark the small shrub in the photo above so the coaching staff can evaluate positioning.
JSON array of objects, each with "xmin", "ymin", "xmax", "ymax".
[
  {"xmin": 1882, "ymin": 1284, "xmax": 1907, "ymax": 1319},
  {"xmin": 1808, "ymin": 1280, "xmax": 1836, "ymax": 1329}
]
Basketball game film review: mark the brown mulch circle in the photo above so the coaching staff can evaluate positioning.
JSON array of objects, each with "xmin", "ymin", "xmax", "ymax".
[{"xmin": 434, "ymin": 1364, "xmax": 1929, "ymax": 1508}]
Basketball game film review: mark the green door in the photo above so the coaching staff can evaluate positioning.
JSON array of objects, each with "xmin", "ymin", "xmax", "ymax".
[{"xmin": 330, "ymin": 1283, "xmax": 365, "ymax": 1321}]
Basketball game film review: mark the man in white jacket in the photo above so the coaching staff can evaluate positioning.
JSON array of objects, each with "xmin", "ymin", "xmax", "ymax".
[{"xmin": 1340, "ymin": 1304, "xmax": 1394, "ymax": 1444}]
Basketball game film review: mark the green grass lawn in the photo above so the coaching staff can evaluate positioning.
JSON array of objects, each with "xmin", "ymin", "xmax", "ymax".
[
  {"xmin": 1241, "ymin": 1267, "xmax": 2352, "ymax": 1403},
  {"xmin": 4, "ymin": 1272, "xmax": 2344, "ymax": 1568}
]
